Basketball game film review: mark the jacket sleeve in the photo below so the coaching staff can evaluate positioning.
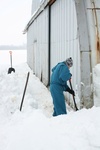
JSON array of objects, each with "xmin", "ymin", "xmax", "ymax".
[
  {"xmin": 64, "ymin": 84, "xmax": 70, "ymax": 91},
  {"xmin": 59, "ymin": 65, "xmax": 72, "ymax": 82}
]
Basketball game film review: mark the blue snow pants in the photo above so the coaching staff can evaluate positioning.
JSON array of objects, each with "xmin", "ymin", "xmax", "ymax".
[{"xmin": 50, "ymin": 83, "xmax": 67, "ymax": 116}]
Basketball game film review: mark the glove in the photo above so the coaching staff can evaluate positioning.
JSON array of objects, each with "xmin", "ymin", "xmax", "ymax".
[
  {"xmin": 70, "ymin": 89, "xmax": 75, "ymax": 96},
  {"xmin": 66, "ymin": 87, "xmax": 75, "ymax": 96}
]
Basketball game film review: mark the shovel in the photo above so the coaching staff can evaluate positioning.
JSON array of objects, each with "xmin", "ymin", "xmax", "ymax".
[
  {"xmin": 69, "ymin": 79, "xmax": 78, "ymax": 111},
  {"xmin": 8, "ymin": 51, "xmax": 15, "ymax": 74}
]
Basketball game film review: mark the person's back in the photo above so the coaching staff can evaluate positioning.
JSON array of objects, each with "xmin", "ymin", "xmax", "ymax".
[{"xmin": 51, "ymin": 62, "xmax": 71, "ymax": 88}]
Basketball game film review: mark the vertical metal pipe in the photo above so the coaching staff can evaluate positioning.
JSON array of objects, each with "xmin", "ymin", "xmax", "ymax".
[{"xmin": 48, "ymin": 5, "xmax": 51, "ymax": 86}]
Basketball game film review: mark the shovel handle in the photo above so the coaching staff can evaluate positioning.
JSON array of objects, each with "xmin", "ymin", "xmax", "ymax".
[
  {"xmin": 69, "ymin": 79, "xmax": 78, "ymax": 111},
  {"xmin": 20, "ymin": 72, "xmax": 30, "ymax": 111},
  {"xmin": 9, "ymin": 51, "xmax": 12, "ymax": 67},
  {"xmin": 9, "ymin": 51, "xmax": 12, "ymax": 55}
]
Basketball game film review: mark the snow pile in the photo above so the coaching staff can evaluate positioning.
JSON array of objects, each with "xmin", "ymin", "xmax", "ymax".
[
  {"xmin": 0, "ymin": 53, "xmax": 100, "ymax": 149},
  {"xmin": 0, "ymin": 63, "xmax": 53, "ymax": 118},
  {"xmin": 1, "ymin": 105, "xmax": 100, "ymax": 150}
]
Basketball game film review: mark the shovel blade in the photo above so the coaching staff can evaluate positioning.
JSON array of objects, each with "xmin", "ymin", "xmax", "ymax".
[{"xmin": 8, "ymin": 67, "xmax": 15, "ymax": 74}]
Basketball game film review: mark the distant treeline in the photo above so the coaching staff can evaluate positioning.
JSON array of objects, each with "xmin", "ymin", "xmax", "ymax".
[{"xmin": 0, "ymin": 44, "xmax": 26, "ymax": 50}]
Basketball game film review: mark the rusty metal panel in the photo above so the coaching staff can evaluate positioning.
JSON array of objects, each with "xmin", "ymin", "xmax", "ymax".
[
  {"xmin": 86, "ymin": 0, "xmax": 100, "ymax": 65},
  {"xmin": 50, "ymin": 0, "xmax": 80, "ymax": 95}
]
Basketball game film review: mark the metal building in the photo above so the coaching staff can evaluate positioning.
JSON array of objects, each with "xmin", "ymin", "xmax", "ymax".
[{"xmin": 24, "ymin": 0, "xmax": 100, "ymax": 109}]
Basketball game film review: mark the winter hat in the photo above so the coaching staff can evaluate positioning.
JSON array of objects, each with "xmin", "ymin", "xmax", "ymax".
[{"xmin": 65, "ymin": 57, "xmax": 73, "ymax": 67}]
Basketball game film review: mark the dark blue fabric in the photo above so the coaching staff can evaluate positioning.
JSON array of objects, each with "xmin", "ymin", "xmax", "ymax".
[{"xmin": 50, "ymin": 62, "xmax": 72, "ymax": 116}]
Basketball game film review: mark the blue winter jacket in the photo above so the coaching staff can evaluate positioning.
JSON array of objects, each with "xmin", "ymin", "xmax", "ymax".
[{"xmin": 50, "ymin": 62, "xmax": 72, "ymax": 91}]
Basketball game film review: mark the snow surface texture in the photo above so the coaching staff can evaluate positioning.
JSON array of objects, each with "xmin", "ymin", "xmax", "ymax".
[{"xmin": 0, "ymin": 50, "xmax": 100, "ymax": 150}]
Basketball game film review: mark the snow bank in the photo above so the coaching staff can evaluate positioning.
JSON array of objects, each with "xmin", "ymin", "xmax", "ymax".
[{"xmin": 93, "ymin": 64, "xmax": 100, "ymax": 106}]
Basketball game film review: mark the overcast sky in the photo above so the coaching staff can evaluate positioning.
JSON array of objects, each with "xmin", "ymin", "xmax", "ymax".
[{"xmin": 0, "ymin": 0, "xmax": 32, "ymax": 46}]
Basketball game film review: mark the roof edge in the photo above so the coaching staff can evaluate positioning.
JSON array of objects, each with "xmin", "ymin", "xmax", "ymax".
[{"xmin": 23, "ymin": 0, "xmax": 50, "ymax": 34}]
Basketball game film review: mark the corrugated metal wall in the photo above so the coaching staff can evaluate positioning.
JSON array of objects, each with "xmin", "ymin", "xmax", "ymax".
[
  {"xmin": 27, "ymin": 8, "xmax": 49, "ymax": 85},
  {"xmin": 50, "ymin": 0, "xmax": 80, "ymax": 95}
]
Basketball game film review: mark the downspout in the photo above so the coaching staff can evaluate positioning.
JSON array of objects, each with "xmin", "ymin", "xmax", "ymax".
[
  {"xmin": 47, "ymin": 0, "xmax": 56, "ymax": 87},
  {"xmin": 47, "ymin": 5, "xmax": 51, "ymax": 87}
]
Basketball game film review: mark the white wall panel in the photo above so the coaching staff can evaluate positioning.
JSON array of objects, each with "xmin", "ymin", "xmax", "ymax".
[
  {"xmin": 27, "ymin": 8, "xmax": 49, "ymax": 86},
  {"xmin": 50, "ymin": 0, "xmax": 80, "ymax": 96}
]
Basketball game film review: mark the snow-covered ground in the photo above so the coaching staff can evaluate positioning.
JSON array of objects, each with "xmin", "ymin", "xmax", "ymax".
[{"xmin": 0, "ymin": 50, "xmax": 100, "ymax": 150}]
